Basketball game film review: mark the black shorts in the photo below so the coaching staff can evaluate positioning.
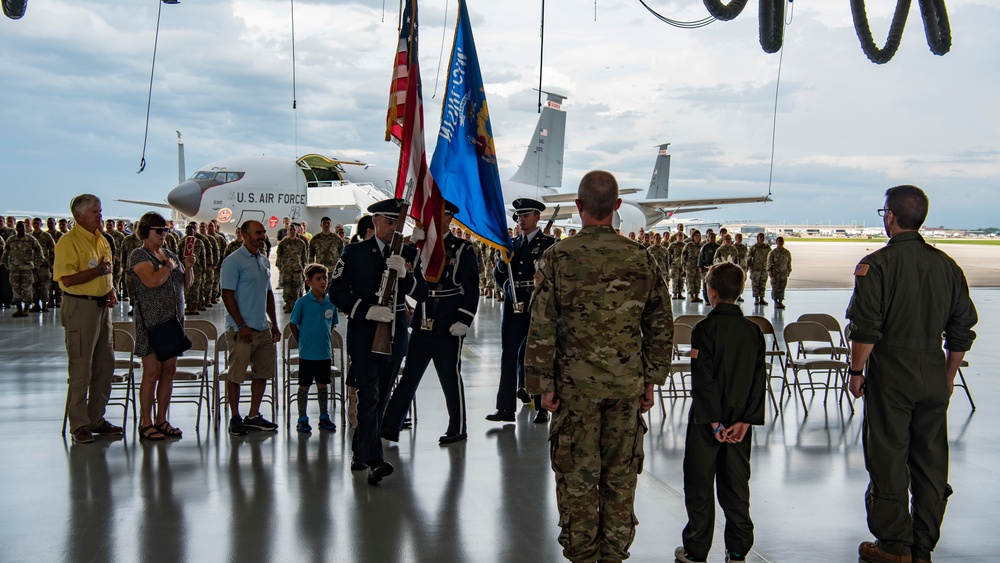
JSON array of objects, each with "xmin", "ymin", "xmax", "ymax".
[{"xmin": 297, "ymin": 358, "xmax": 332, "ymax": 387}]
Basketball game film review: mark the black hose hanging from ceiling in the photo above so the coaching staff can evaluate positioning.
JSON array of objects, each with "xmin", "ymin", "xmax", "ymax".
[
  {"xmin": 918, "ymin": 0, "xmax": 951, "ymax": 56},
  {"xmin": 851, "ymin": 0, "xmax": 912, "ymax": 64},
  {"xmin": 702, "ymin": 0, "xmax": 747, "ymax": 22},
  {"xmin": 759, "ymin": 0, "xmax": 785, "ymax": 54}
]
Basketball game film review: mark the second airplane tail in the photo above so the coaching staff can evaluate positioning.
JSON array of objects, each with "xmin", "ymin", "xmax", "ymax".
[{"xmin": 509, "ymin": 91, "xmax": 567, "ymax": 189}]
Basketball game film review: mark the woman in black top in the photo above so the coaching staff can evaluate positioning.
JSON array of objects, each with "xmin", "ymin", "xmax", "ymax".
[{"xmin": 129, "ymin": 212, "xmax": 195, "ymax": 440}]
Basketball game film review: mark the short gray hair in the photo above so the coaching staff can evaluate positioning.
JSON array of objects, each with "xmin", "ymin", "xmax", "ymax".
[{"xmin": 70, "ymin": 194, "xmax": 101, "ymax": 218}]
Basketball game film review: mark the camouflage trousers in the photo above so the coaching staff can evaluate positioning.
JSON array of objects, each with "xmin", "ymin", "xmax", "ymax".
[
  {"xmin": 686, "ymin": 271, "xmax": 703, "ymax": 299},
  {"xmin": 9, "ymin": 269, "xmax": 34, "ymax": 302},
  {"xmin": 769, "ymin": 273, "xmax": 788, "ymax": 301},
  {"xmin": 33, "ymin": 267, "xmax": 51, "ymax": 305},
  {"xmin": 550, "ymin": 394, "xmax": 646, "ymax": 562},
  {"xmin": 280, "ymin": 273, "xmax": 303, "ymax": 310},
  {"xmin": 200, "ymin": 270, "xmax": 214, "ymax": 305},
  {"xmin": 670, "ymin": 268, "xmax": 685, "ymax": 296},
  {"xmin": 184, "ymin": 274, "xmax": 201, "ymax": 311},
  {"xmin": 750, "ymin": 271, "xmax": 768, "ymax": 298},
  {"xmin": 210, "ymin": 268, "xmax": 221, "ymax": 300}
]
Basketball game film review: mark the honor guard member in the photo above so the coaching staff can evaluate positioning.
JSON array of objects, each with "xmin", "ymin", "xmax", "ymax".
[
  {"xmin": 682, "ymin": 230, "xmax": 704, "ymax": 303},
  {"xmin": 118, "ymin": 230, "xmax": 142, "ymax": 314},
  {"xmin": 846, "ymin": 186, "xmax": 978, "ymax": 563},
  {"xmin": 746, "ymin": 233, "xmax": 771, "ymax": 305},
  {"xmin": 276, "ymin": 223, "xmax": 309, "ymax": 313},
  {"xmin": 381, "ymin": 200, "xmax": 479, "ymax": 445},
  {"xmin": 766, "ymin": 236, "xmax": 791, "ymax": 309},
  {"xmin": 1, "ymin": 221, "xmax": 43, "ymax": 317},
  {"xmin": 329, "ymin": 198, "xmax": 427, "ymax": 485},
  {"xmin": 488, "ymin": 197, "xmax": 556, "ymax": 424},
  {"xmin": 525, "ymin": 171, "xmax": 674, "ymax": 563},
  {"xmin": 29, "ymin": 217, "xmax": 56, "ymax": 312}
]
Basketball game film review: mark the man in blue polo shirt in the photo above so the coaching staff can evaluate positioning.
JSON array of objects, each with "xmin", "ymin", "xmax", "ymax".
[
  {"xmin": 289, "ymin": 263, "xmax": 338, "ymax": 432},
  {"xmin": 220, "ymin": 220, "xmax": 281, "ymax": 436}
]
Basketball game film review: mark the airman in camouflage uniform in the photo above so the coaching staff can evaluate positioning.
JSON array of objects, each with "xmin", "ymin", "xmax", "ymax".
[
  {"xmin": 164, "ymin": 221, "xmax": 180, "ymax": 254},
  {"xmin": 181, "ymin": 225, "xmax": 206, "ymax": 315},
  {"xmin": 308, "ymin": 217, "xmax": 345, "ymax": 272},
  {"xmin": 714, "ymin": 234, "xmax": 739, "ymax": 265},
  {"xmin": 29, "ymin": 218, "xmax": 55, "ymax": 312},
  {"xmin": 222, "ymin": 229, "xmax": 244, "ymax": 262},
  {"xmin": 208, "ymin": 221, "xmax": 227, "ymax": 303},
  {"xmin": 682, "ymin": 230, "xmax": 704, "ymax": 303},
  {"xmin": 104, "ymin": 220, "xmax": 125, "ymax": 298},
  {"xmin": 525, "ymin": 171, "xmax": 673, "ymax": 563},
  {"xmin": 2, "ymin": 221, "xmax": 43, "ymax": 317},
  {"xmin": 276, "ymin": 222, "xmax": 308, "ymax": 313},
  {"xmin": 666, "ymin": 232, "xmax": 686, "ymax": 300},
  {"xmin": 733, "ymin": 233, "xmax": 748, "ymax": 270},
  {"xmin": 118, "ymin": 231, "xmax": 142, "ymax": 313},
  {"xmin": 649, "ymin": 234, "xmax": 670, "ymax": 279},
  {"xmin": 766, "ymin": 236, "xmax": 791, "ymax": 309},
  {"xmin": 746, "ymin": 233, "xmax": 771, "ymax": 305},
  {"xmin": 0, "ymin": 217, "xmax": 16, "ymax": 309},
  {"xmin": 194, "ymin": 222, "xmax": 217, "ymax": 309}
]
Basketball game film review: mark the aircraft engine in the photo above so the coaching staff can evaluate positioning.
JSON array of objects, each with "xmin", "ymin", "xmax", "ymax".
[{"xmin": 613, "ymin": 203, "xmax": 652, "ymax": 235}]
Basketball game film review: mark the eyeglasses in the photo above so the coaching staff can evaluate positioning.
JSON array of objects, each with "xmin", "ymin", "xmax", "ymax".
[
  {"xmin": 150, "ymin": 227, "xmax": 168, "ymax": 235},
  {"xmin": 876, "ymin": 208, "xmax": 891, "ymax": 217}
]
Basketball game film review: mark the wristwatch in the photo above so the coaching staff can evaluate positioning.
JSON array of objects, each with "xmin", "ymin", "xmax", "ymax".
[{"xmin": 848, "ymin": 368, "xmax": 865, "ymax": 377}]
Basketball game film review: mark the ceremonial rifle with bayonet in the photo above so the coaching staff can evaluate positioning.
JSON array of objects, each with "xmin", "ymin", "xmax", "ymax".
[{"xmin": 371, "ymin": 180, "xmax": 415, "ymax": 355}]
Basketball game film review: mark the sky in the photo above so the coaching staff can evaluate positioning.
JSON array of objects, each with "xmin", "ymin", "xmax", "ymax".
[{"xmin": 1, "ymin": 0, "xmax": 998, "ymax": 229}]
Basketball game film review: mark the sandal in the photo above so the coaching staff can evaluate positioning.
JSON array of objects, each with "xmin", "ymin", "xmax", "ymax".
[
  {"xmin": 140, "ymin": 425, "xmax": 165, "ymax": 441},
  {"xmin": 155, "ymin": 421, "xmax": 183, "ymax": 438}
]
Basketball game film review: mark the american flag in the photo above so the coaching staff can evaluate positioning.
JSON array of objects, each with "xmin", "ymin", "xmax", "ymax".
[
  {"xmin": 385, "ymin": 2, "xmax": 413, "ymax": 143},
  {"xmin": 391, "ymin": 0, "xmax": 446, "ymax": 282}
]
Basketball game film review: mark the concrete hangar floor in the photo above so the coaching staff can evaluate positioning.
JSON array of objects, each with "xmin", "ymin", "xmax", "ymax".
[{"xmin": 0, "ymin": 287, "xmax": 996, "ymax": 562}]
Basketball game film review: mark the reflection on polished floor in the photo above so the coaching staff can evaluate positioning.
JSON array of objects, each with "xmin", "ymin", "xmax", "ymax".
[{"xmin": 0, "ymin": 288, "xmax": 996, "ymax": 562}]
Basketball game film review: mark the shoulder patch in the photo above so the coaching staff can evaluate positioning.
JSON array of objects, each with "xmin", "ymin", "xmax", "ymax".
[{"xmin": 854, "ymin": 263, "xmax": 869, "ymax": 277}]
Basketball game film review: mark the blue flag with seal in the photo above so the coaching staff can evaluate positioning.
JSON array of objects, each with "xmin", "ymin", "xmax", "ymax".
[{"xmin": 429, "ymin": 0, "xmax": 513, "ymax": 260}]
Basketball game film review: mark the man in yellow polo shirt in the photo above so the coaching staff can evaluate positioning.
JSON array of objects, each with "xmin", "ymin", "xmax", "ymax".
[{"xmin": 53, "ymin": 194, "xmax": 122, "ymax": 444}]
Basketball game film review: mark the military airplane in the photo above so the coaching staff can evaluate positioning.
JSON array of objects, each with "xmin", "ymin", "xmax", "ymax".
[{"xmin": 503, "ymin": 91, "xmax": 772, "ymax": 234}]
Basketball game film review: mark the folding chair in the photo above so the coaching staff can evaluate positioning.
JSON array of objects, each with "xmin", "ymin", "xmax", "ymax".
[
  {"xmin": 62, "ymin": 328, "xmax": 139, "ymax": 435},
  {"xmin": 331, "ymin": 329, "xmax": 347, "ymax": 424},
  {"xmin": 783, "ymin": 321, "xmax": 853, "ymax": 416},
  {"xmin": 674, "ymin": 314, "xmax": 706, "ymax": 328},
  {"xmin": 746, "ymin": 315, "xmax": 787, "ymax": 413},
  {"xmin": 171, "ymin": 327, "xmax": 211, "ymax": 430},
  {"xmin": 955, "ymin": 360, "xmax": 975, "ymax": 411},
  {"xmin": 180, "ymin": 319, "xmax": 218, "ymax": 410},
  {"xmin": 283, "ymin": 326, "xmax": 341, "ymax": 428},
  {"xmin": 657, "ymin": 323, "xmax": 694, "ymax": 417},
  {"xmin": 797, "ymin": 313, "xmax": 850, "ymax": 359},
  {"xmin": 214, "ymin": 332, "xmax": 278, "ymax": 429}
]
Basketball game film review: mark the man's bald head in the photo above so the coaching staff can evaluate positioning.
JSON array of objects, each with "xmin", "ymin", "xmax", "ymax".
[{"xmin": 577, "ymin": 170, "xmax": 619, "ymax": 222}]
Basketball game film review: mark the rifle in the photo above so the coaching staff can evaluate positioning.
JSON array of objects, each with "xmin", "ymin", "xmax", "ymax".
[
  {"xmin": 541, "ymin": 205, "xmax": 561, "ymax": 236},
  {"xmin": 371, "ymin": 184, "xmax": 414, "ymax": 355}
]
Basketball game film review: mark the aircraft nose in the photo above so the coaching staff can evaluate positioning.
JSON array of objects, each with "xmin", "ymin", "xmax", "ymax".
[{"xmin": 167, "ymin": 180, "xmax": 202, "ymax": 217}]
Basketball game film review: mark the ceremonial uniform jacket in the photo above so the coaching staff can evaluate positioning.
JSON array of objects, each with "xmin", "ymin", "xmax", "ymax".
[
  {"xmin": 493, "ymin": 229, "xmax": 555, "ymax": 306},
  {"xmin": 329, "ymin": 237, "xmax": 427, "ymax": 357},
  {"xmin": 524, "ymin": 225, "xmax": 674, "ymax": 400},
  {"xmin": 412, "ymin": 233, "xmax": 479, "ymax": 335}
]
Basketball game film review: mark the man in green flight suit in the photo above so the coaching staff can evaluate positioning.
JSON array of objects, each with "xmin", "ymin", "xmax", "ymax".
[{"xmin": 846, "ymin": 185, "xmax": 978, "ymax": 563}]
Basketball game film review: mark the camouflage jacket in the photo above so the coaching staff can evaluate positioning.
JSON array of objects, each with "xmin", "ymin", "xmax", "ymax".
[
  {"xmin": 714, "ymin": 244, "xmax": 739, "ymax": 265},
  {"xmin": 734, "ymin": 242, "xmax": 749, "ymax": 269},
  {"xmin": 180, "ymin": 236, "xmax": 206, "ymax": 273},
  {"xmin": 196, "ymin": 233, "xmax": 218, "ymax": 266},
  {"xmin": 681, "ymin": 240, "xmax": 703, "ymax": 274},
  {"xmin": 747, "ymin": 242, "xmax": 771, "ymax": 274},
  {"xmin": 524, "ymin": 225, "xmax": 674, "ymax": 399},
  {"xmin": 648, "ymin": 243, "xmax": 669, "ymax": 275},
  {"xmin": 308, "ymin": 232, "xmax": 345, "ymax": 269},
  {"xmin": 2, "ymin": 234, "xmax": 44, "ymax": 271},
  {"xmin": 119, "ymin": 234, "xmax": 143, "ymax": 272},
  {"xmin": 222, "ymin": 240, "xmax": 243, "ymax": 262},
  {"xmin": 767, "ymin": 247, "xmax": 792, "ymax": 276},
  {"xmin": 0, "ymin": 227, "xmax": 15, "ymax": 241},
  {"xmin": 31, "ymin": 230, "xmax": 56, "ymax": 267},
  {"xmin": 47, "ymin": 229, "xmax": 63, "ymax": 244},
  {"xmin": 276, "ymin": 237, "xmax": 308, "ymax": 275},
  {"xmin": 667, "ymin": 240, "xmax": 686, "ymax": 269}
]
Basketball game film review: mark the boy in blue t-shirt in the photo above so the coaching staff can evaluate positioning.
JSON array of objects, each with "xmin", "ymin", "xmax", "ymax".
[{"xmin": 289, "ymin": 263, "xmax": 338, "ymax": 432}]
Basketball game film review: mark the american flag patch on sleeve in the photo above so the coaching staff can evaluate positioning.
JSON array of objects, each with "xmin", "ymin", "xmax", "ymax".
[{"xmin": 854, "ymin": 263, "xmax": 869, "ymax": 276}]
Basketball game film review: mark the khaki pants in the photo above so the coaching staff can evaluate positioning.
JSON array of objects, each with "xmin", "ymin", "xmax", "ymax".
[{"xmin": 61, "ymin": 296, "xmax": 115, "ymax": 432}]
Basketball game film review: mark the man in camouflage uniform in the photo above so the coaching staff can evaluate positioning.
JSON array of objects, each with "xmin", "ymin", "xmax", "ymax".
[
  {"xmin": 164, "ymin": 220, "xmax": 180, "ymax": 254},
  {"xmin": 666, "ymin": 232, "xmax": 686, "ymax": 300},
  {"xmin": 733, "ymin": 233, "xmax": 748, "ymax": 268},
  {"xmin": 746, "ymin": 233, "xmax": 771, "ymax": 305},
  {"xmin": 118, "ymin": 229, "xmax": 142, "ymax": 314},
  {"xmin": 2, "ymin": 217, "xmax": 18, "ymax": 309},
  {"xmin": 698, "ymin": 231, "xmax": 720, "ymax": 303},
  {"xmin": 649, "ymin": 232, "xmax": 669, "ymax": 279},
  {"xmin": 222, "ymin": 229, "xmax": 244, "ymax": 262},
  {"xmin": 525, "ymin": 171, "xmax": 674, "ymax": 563},
  {"xmin": 194, "ymin": 222, "xmax": 217, "ymax": 310},
  {"xmin": 2, "ymin": 221, "xmax": 43, "ymax": 317},
  {"xmin": 276, "ymin": 222, "xmax": 308, "ymax": 313},
  {"xmin": 104, "ymin": 219, "xmax": 125, "ymax": 299},
  {"xmin": 308, "ymin": 216, "xmax": 345, "ymax": 272},
  {"xmin": 766, "ymin": 236, "xmax": 792, "ymax": 309},
  {"xmin": 29, "ymin": 218, "xmax": 55, "ymax": 312},
  {"xmin": 682, "ymin": 230, "xmax": 704, "ymax": 303},
  {"xmin": 208, "ymin": 221, "xmax": 227, "ymax": 303},
  {"xmin": 182, "ymin": 224, "xmax": 206, "ymax": 316},
  {"xmin": 714, "ymin": 233, "xmax": 738, "ymax": 265}
]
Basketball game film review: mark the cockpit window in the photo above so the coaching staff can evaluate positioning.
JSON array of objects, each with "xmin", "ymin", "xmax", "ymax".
[
  {"xmin": 193, "ymin": 171, "xmax": 215, "ymax": 180},
  {"xmin": 192, "ymin": 171, "xmax": 244, "ymax": 184}
]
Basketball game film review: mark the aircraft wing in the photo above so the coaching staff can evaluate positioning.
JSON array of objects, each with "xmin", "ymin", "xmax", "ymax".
[
  {"xmin": 116, "ymin": 198, "xmax": 173, "ymax": 210},
  {"xmin": 539, "ymin": 187, "xmax": 639, "ymax": 204},
  {"xmin": 635, "ymin": 194, "xmax": 772, "ymax": 213}
]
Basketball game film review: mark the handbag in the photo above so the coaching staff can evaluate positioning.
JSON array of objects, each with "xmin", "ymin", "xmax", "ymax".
[{"xmin": 136, "ymin": 249, "xmax": 192, "ymax": 361}]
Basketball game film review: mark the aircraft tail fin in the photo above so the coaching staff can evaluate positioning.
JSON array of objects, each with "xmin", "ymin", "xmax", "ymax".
[
  {"xmin": 177, "ymin": 131, "xmax": 186, "ymax": 184},
  {"xmin": 510, "ymin": 91, "xmax": 567, "ymax": 188},
  {"xmin": 645, "ymin": 143, "xmax": 671, "ymax": 199}
]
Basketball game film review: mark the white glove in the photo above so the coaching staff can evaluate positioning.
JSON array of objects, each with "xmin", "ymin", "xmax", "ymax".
[
  {"xmin": 449, "ymin": 322, "xmax": 469, "ymax": 337},
  {"xmin": 410, "ymin": 227, "xmax": 425, "ymax": 242},
  {"xmin": 366, "ymin": 306, "xmax": 394, "ymax": 323},
  {"xmin": 386, "ymin": 254, "xmax": 408, "ymax": 278}
]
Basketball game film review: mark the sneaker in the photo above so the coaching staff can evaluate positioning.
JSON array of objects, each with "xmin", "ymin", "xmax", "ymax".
[
  {"xmin": 296, "ymin": 416, "xmax": 312, "ymax": 433},
  {"xmin": 228, "ymin": 416, "xmax": 247, "ymax": 436},
  {"xmin": 674, "ymin": 546, "xmax": 706, "ymax": 563},
  {"xmin": 725, "ymin": 552, "xmax": 746, "ymax": 562},
  {"xmin": 318, "ymin": 413, "xmax": 336, "ymax": 432},
  {"xmin": 244, "ymin": 414, "xmax": 278, "ymax": 432},
  {"xmin": 91, "ymin": 419, "xmax": 124, "ymax": 435},
  {"xmin": 72, "ymin": 427, "xmax": 95, "ymax": 444},
  {"xmin": 350, "ymin": 454, "xmax": 367, "ymax": 471}
]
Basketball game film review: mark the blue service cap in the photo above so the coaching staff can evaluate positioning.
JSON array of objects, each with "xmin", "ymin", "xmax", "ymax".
[
  {"xmin": 367, "ymin": 198, "xmax": 405, "ymax": 218},
  {"xmin": 511, "ymin": 197, "xmax": 545, "ymax": 221},
  {"xmin": 444, "ymin": 200, "xmax": 460, "ymax": 215}
]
